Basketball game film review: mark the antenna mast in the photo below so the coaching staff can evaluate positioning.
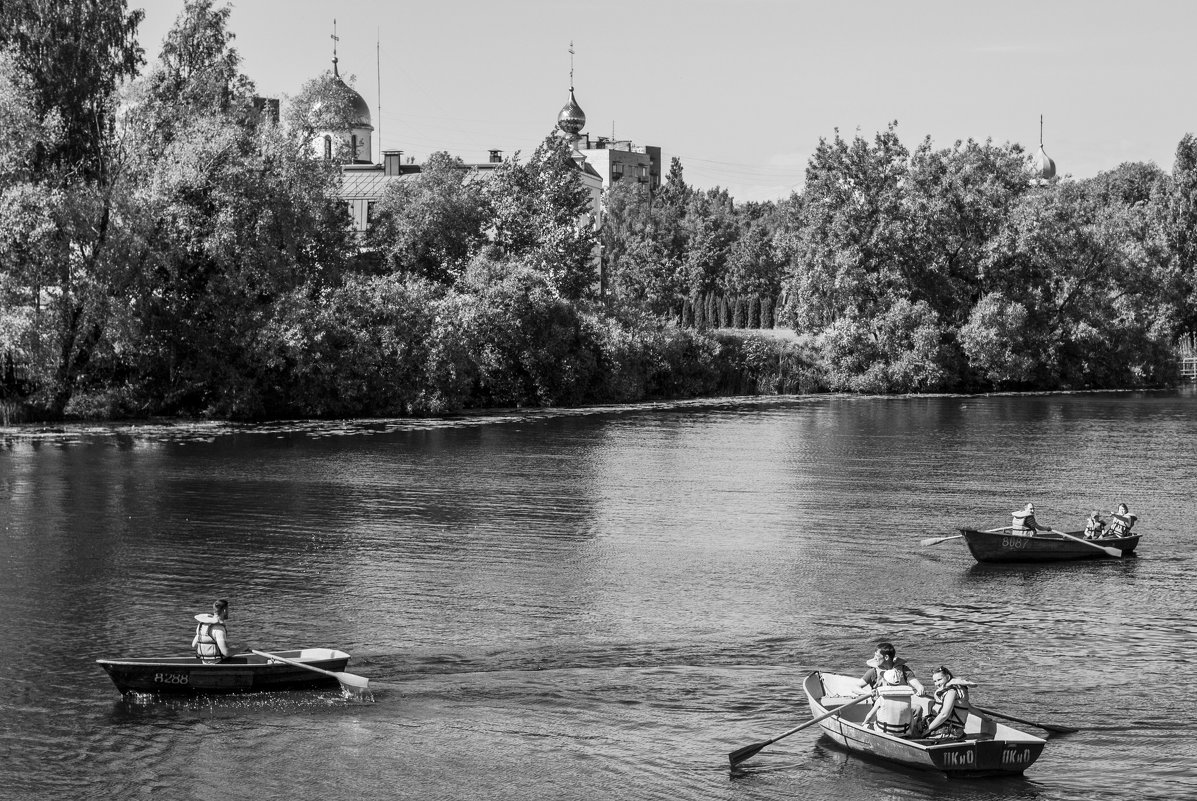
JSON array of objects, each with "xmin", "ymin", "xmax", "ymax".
[{"xmin": 377, "ymin": 31, "xmax": 382, "ymax": 163}]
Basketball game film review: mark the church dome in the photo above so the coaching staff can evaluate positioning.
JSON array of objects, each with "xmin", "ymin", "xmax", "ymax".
[
  {"xmin": 333, "ymin": 57, "xmax": 371, "ymax": 127},
  {"xmin": 1031, "ymin": 115, "xmax": 1055, "ymax": 182},
  {"xmin": 557, "ymin": 88, "xmax": 585, "ymax": 136},
  {"xmin": 1033, "ymin": 145, "xmax": 1056, "ymax": 181}
]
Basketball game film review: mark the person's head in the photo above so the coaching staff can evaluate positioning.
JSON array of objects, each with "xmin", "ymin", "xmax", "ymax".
[
  {"xmin": 874, "ymin": 642, "xmax": 896, "ymax": 665},
  {"xmin": 1117, "ymin": 503, "xmax": 1129, "ymax": 515},
  {"xmin": 212, "ymin": 599, "xmax": 229, "ymax": 621},
  {"xmin": 1090, "ymin": 510, "xmax": 1101, "ymax": 519},
  {"xmin": 932, "ymin": 666, "xmax": 953, "ymax": 688},
  {"xmin": 1025, "ymin": 503, "xmax": 1035, "ymax": 513},
  {"xmin": 882, "ymin": 667, "xmax": 904, "ymax": 685}
]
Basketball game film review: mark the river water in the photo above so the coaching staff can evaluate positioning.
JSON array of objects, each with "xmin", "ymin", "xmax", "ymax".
[{"xmin": 1, "ymin": 391, "xmax": 1194, "ymax": 801}]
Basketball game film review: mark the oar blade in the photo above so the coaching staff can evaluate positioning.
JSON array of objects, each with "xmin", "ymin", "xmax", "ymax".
[
  {"xmin": 336, "ymin": 671, "xmax": 371, "ymax": 694},
  {"xmin": 728, "ymin": 741, "xmax": 768, "ymax": 767}
]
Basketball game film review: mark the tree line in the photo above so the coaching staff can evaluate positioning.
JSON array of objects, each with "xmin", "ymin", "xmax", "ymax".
[{"xmin": 2, "ymin": 1, "xmax": 1195, "ymax": 423}]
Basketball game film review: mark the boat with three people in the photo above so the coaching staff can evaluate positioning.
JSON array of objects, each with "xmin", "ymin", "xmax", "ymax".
[
  {"xmin": 958, "ymin": 527, "xmax": 1140, "ymax": 563},
  {"xmin": 799, "ymin": 671, "xmax": 1047, "ymax": 777}
]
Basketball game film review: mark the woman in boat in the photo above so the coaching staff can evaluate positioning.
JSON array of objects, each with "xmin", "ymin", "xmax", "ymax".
[
  {"xmin": 192, "ymin": 599, "xmax": 230, "ymax": 663},
  {"xmin": 862, "ymin": 667, "xmax": 917, "ymax": 736},
  {"xmin": 1010, "ymin": 503, "xmax": 1049, "ymax": 537},
  {"xmin": 1108, "ymin": 504, "xmax": 1137, "ymax": 537},
  {"xmin": 922, "ymin": 665, "xmax": 976, "ymax": 740}
]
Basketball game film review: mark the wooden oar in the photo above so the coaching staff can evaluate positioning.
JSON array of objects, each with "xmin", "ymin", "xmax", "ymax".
[
  {"xmin": 920, "ymin": 527, "xmax": 1005, "ymax": 547},
  {"xmin": 250, "ymin": 649, "xmax": 370, "ymax": 695},
  {"xmin": 1048, "ymin": 528, "xmax": 1123, "ymax": 558},
  {"xmin": 728, "ymin": 692, "xmax": 873, "ymax": 767},
  {"xmin": 973, "ymin": 704, "xmax": 1078, "ymax": 735}
]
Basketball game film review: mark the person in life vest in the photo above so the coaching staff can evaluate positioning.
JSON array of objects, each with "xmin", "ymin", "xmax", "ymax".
[
  {"xmin": 858, "ymin": 642, "xmax": 927, "ymax": 696},
  {"xmin": 191, "ymin": 599, "xmax": 231, "ymax": 663},
  {"xmin": 922, "ymin": 665, "xmax": 976, "ymax": 740},
  {"xmin": 1084, "ymin": 510, "xmax": 1106, "ymax": 539},
  {"xmin": 1108, "ymin": 503, "xmax": 1137, "ymax": 537},
  {"xmin": 862, "ymin": 667, "xmax": 918, "ymax": 736},
  {"xmin": 1010, "ymin": 502, "xmax": 1050, "ymax": 537}
]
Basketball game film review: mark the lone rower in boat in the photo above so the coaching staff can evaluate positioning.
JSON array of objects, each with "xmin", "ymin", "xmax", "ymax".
[
  {"xmin": 192, "ymin": 599, "xmax": 231, "ymax": 663},
  {"xmin": 1010, "ymin": 502, "xmax": 1050, "ymax": 537}
]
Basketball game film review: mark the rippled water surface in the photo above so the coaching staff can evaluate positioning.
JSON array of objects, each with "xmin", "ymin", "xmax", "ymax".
[{"xmin": 1, "ymin": 391, "xmax": 1194, "ymax": 801}]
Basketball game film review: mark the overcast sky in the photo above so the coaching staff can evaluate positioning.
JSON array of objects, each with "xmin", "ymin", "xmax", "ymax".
[{"xmin": 134, "ymin": 0, "xmax": 1197, "ymax": 203}]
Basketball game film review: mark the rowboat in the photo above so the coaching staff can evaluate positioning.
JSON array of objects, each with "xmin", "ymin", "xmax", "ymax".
[
  {"xmin": 803, "ymin": 672, "xmax": 1046, "ymax": 777},
  {"xmin": 960, "ymin": 527, "xmax": 1140, "ymax": 563},
  {"xmin": 96, "ymin": 648, "xmax": 352, "ymax": 695}
]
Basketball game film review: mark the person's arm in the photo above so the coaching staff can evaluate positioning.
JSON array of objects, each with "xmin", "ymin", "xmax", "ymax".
[
  {"xmin": 924, "ymin": 688, "xmax": 957, "ymax": 732},
  {"xmin": 191, "ymin": 624, "xmax": 201, "ymax": 650},
  {"xmin": 213, "ymin": 626, "xmax": 230, "ymax": 657},
  {"xmin": 909, "ymin": 675, "xmax": 927, "ymax": 696},
  {"xmin": 862, "ymin": 698, "xmax": 881, "ymax": 728}
]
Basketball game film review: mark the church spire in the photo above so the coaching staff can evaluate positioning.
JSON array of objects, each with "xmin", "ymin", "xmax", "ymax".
[
  {"xmin": 331, "ymin": 19, "xmax": 340, "ymax": 77},
  {"xmin": 556, "ymin": 41, "xmax": 586, "ymax": 139},
  {"xmin": 1032, "ymin": 114, "xmax": 1056, "ymax": 183}
]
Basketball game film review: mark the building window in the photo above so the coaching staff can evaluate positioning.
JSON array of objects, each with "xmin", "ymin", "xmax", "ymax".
[
  {"xmin": 323, "ymin": 135, "xmax": 332, "ymax": 160},
  {"xmin": 611, "ymin": 163, "xmax": 624, "ymax": 181},
  {"xmin": 351, "ymin": 134, "xmax": 358, "ymax": 159}
]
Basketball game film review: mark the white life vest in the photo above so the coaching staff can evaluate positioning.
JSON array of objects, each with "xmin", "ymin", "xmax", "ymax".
[
  {"xmin": 194, "ymin": 613, "xmax": 228, "ymax": 663},
  {"xmin": 874, "ymin": 684, "xmax": 915, "ymax": 736},
  {"xmin": 1109, "ymin": 513, "xmax": 1136, "ymax": 537}
]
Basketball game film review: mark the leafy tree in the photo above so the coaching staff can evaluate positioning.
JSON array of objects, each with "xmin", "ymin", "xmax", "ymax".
[
  {"xmin": 367, "ymin": 151, "xmax": 488, "ymax": 284},
  {"xmin": 484, "ymin": 134, "xmax": 598, "ymax": 300},
  {"xmin": 780, "ymin": 123, "xmax": 910, "ymax": 332},
  {"xmin": 123, "ymin": 0, "xmax": 255, "ymax": 156},
  {"xmin": 1161, "ymin": 135, "xmax": 1197, "ymax": 333},
  {"xmin": 0, "ymin": 0, "xmax": 143, "ymax": 183},
  {"xmin": 682, "ymin": 187, "xmax": 736, "ymax": 296}
]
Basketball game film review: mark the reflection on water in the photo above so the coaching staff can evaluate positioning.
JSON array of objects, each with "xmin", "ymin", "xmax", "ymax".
[{"xmin": 1, "ymin": 390, "xmax": 1195, "ymax": 801}]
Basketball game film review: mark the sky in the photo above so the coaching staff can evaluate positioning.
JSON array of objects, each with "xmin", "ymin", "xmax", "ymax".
[{"xmin": 133, "ymin": 0, "xmax": 1197, "ymax": 203}]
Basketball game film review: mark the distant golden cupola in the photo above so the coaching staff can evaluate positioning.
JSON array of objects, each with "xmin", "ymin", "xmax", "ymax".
[
  {"xmin": 1032, "ymin": 114, "xmax": 1056, "ymax": 182},
  {"xmin": 557, "ymin": 42, "xmax": 586, "ymax": 141},
  {"xmin": 558, "ymin": 88, "xmax": 586, "ymax": 138}
]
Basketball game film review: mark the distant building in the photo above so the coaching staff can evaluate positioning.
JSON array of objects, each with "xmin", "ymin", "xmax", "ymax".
[{"xmin": 576, "ymin": 135, "xmax": 661, "ymax": 192}]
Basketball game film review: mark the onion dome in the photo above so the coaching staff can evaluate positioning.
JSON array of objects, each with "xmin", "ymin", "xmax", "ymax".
[
  {"xmin": 333, "ymin": 55, "xmax": 372, "ymax": 127},
  {"xmin": 557, "ymin": 88, "xmax": 586, "ymax": 136},
  {"xmin": 1033, "ymin": 145, "xmax": 1056, "ymax": 181},
  {"xmin": 1032, "ymin": 114, "xmax": 1056, "ymax": 182}
]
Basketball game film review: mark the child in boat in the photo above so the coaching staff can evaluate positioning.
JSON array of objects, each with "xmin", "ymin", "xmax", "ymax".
[
  {"xmin": 1084, "ymin": 510, "xmax": 1106, "ymax": 539},
  {"xmin": 862, "ymin": 667, "xmax": 918, "ymax": 737}
]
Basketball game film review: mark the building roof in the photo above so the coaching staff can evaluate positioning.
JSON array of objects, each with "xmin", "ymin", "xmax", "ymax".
[{"xmin": 338, "ymin": 170, "xmax": 411, "ymax": 200}]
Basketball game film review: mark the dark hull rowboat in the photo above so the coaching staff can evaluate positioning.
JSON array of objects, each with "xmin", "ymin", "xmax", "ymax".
[
  {"xmin": 960, "ymin": 528, "xmax": 1140, "ymax": 563},
  {"xmin": 804, "ymin": 672, "xmax": 1046, "ymax": 777},
  {"xmin": 96, "ymin": 648, "xmax": 352, "ymax": 695}
]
